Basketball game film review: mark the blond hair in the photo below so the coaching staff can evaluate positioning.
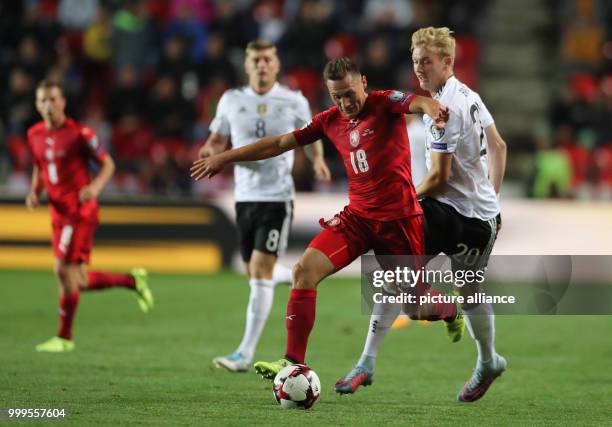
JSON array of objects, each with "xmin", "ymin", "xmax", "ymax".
[
  {"xmin": 245, "ymin": 39, "xmax": 277, "ymax": 54},
  {"xmin": 411, "ymin": 27, "xmax": 456, "ymax": 61}
]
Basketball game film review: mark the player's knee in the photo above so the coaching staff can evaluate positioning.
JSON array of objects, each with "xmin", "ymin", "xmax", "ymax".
[
  {"xmin": 292, "ymin": 261, "xmax": 317, "ymax": 290},
  {"xmin": 54, "ymin": 263, "xmax": 68, "ymax": 281},
  {"xmin": 250, "ymin": 263, "xmax": 274, "ymax": 280}
]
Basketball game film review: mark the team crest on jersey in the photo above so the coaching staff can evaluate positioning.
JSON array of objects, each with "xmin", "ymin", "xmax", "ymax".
[
  {"xmin": 45, "ymin": 137, "xmax": 54, "ymax": 146},
  {"xmin": 349, "ymin": 129, "xmax": 360, "ymax": 147},
  {"xmin": 388, "ymin": 91, "xmax": 405, "ymax": 102},
  {"xmin": 257, "ymin": 103, "xmax": 267, "ymax": 115},
  {"xmin": 327, "ymin": 217, "xmax": 340, "ymax": 227},
  {"xmin": 430, "ymin": 124, "xmax": 445, "ymax": 141}
]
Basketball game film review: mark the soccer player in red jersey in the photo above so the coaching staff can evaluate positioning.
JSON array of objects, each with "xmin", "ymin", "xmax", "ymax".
[
  {"xmin": 191, "ymin": 57, "xmax": 457, "ymax": 378},
  {"xmin": 26, "ymin": 80, "xmax": 154, "ymax": 353}
]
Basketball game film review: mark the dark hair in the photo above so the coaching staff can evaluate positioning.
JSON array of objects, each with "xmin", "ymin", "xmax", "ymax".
[
  {"xmin": 36, "ymin": 79, "xmax": 64, "ymax": 95},
  {"xmin": 245, "ymin": 39, "xmax": 277, "ymax": 53},
  {"xmin": 323, "ymin": 57, "xmax": 361, "ymax": 81}
]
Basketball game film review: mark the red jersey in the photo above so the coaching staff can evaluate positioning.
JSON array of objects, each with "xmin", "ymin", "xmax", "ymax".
[
  {"xmin": 293, "ymin": 90, "xmax": 422, "ymax": 221},
  {"xmin": 27, "ymin": 118, "xmax": 107, "ymax": 222}
]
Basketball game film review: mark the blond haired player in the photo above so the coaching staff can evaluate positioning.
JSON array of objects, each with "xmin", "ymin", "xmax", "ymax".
[{"xmin": 335, "ymin": 27, "xmax": 508, "ymax": 403}]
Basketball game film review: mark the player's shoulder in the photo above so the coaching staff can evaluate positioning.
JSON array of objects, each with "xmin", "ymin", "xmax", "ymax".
[
  {"xmin": 64, "ymin": 118, "xmax": 95, "ymax": 138},
  {"xmin": 274, "ymin": 83, "xmax": 307, "ymax": 100},
  {"xmin": 439, "ymin": 77, "xmax": 479, "ymax": 106},
  {"xmin": 313, "ymin": 105, "xmax": 338, "ymax": 122},
  {"xmin": 219, "ymin": 86, "xmax": 247, "ymax": 101},
  {"xmin": 27, "ymin": 121, "xmax": 46, "ymax": 138}
]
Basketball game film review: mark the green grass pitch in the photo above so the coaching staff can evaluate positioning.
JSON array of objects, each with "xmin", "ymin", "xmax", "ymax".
[{"xmin": 1, "ymin": 270, "xmax": 611, "ymax": 426}]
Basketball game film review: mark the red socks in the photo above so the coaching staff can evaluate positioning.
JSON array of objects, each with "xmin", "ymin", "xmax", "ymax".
[
  {"xmin": 85, "ymin": 271, "xmax": 135, "ymax": 291},
  {"xmin": 285, "ymin": 288, "xmax": 317, "ymax": 364},
  {"xmin": 57, "ymin": 290, "xmax": 80, "ymax": 340}
]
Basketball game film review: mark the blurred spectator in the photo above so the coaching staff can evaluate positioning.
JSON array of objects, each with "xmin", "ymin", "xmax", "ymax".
[
  {"xmin": 281, "ymin": 0, "xmax": 336, "ymax": 70},
  {"xmin": 210, "ymin": 0, "xmax": 257, "ymax": 51},
  {"xmin": 530, "ymin": 123, "xmax": 572, "ymax": 198},
  {"xmin": 58, "ymin": 0, "xmax": 99, "ymax": 30},
  {"xmin": 561, "ymin": 0, "xmax": 604, "ymax": 69},
  {"xmin": 15, "ymin": 36, "xmax": 46, "ymax": 82},
  {"xmin": 109, "ymin": 64, "xmax": 147, "ymax": 122},
  {"xmin": 253, "ymin": 0, "xmax": 286, "ymax": 44},
  {"xmin": 197, "ymin": 33, "xmax": 238, "ymax": 87},
  {"xmin": 166, "ymin": 0, "xmax": 210, "ymax": 63},
  {"xmin": 169, "ymin": 0, "xmax": 216, "ymax": 23},
  {"xmin": 593, "ymin": 75, "xmax": 612, "ymax": 145},
  {"xmin": 3, "ymin": 68, "xmax": 36, "ymax": 135},
  {"xmin": 111, "ymin": 114, "xmax": 154, "ymax": 171},
  {"xmin": 111, "ymin": 0, "xmax": 157, "ymax": 76},
  {"xmin": 84, "ymin": 6, "xmax": 112, "ymax": 64},
  {"xmin": 147, "ymin": 75, "xmax": 195, "ymax": 139},
  {"xmin": 363, "ymin": 0, "xmax": 413, "ymax": 30},
  {"xmin": 157, "ymin": 36, "xmax": 192, "ymax": 84},
  {"xmin": 360, "ymin": 36, "xmax": 395, "ymax": 90}
]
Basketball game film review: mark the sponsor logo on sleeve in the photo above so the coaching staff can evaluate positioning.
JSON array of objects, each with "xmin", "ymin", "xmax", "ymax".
[
  {"xmin": 388, "ymin": 91, "xmax": 405, "ymax": 102},
  {"xmin": 87, "ymin": 136, "xmax": 105, "ymax": 157},
  {"xmin": 432, "ymin": 142, "xmax": 448, "ymax": 150},
  {"xmin": 430, "ymin": 124, "xmax": 445, "ymax": 141}
]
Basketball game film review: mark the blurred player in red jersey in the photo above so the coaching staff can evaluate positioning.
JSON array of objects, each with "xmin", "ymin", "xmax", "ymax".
[
  {"xmin": 191, "ymin": 58, "xmax": 459, "ymax": 378},
  {"xmin": 26, "ymin": 80, "xmax": 154, "ymax": 353}
]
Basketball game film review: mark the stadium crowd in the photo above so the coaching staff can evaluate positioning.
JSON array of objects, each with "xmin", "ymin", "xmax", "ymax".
[
  {"xmin": 0, "ymin": 0, "xmax": 610, "ymax": 198},
  {"xmin": 532, "ymin": 0, "xmax": 612, "ymax": 198}
]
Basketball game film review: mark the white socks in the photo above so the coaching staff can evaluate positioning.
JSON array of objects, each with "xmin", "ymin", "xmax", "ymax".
[
  {"xmin": 272, "ymin": 264, "xmax": 293, "ymax": 285},
  {"xmin": 357, "ymin": 301, "xmax": 402, "ymax": 371},
  {"xmin": 237, "ymin": 278, "xmax": 275, "ymax": 361},
  {"xmin": 463, "ymin": 302, "xmax": 496, "ymax": 363}
]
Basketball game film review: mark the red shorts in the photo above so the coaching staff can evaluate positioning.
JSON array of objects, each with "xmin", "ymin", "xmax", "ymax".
[
  {"xmin": 51, "ymin": 219, "xmax": 97, "ymax": 264},
  {"xmin": 308, "ymin": 207, "xmax": 425, "ymax": 271}
]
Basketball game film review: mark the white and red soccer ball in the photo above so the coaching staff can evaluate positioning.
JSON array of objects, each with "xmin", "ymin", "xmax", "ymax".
[{"xmin": 273, "ymin": 364, "xmax": 321, "ymax": 409}]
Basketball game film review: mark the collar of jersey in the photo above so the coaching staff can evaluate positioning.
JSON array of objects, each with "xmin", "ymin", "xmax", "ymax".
[
  {"xmin": 434, "ymin": 76, "xmax": 457, "ymax": 100},
  {"xmin": 245, "ymin": 82, "xmax": 279, "ymax": 98}
]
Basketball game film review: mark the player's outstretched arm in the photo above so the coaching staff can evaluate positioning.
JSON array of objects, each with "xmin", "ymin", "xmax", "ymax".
[
  {"xmin": 484, "ymin": 123, "xmax": 507, "ymax": 194},
  {"xmin": 199, "ymin": 132, "xmax": 229, "ymax": 159},
  {"xmin": 80, "ymin": 154, "xmax": 115, "ymax": 202},
  {"xmin": 25, "ymin": 165, "xmax": 43, "ymax": 210},
  {"xmin": 409, "ymin": 96, "xmax": 449, "ymax": 128},
  {"xmin": 191, "ymin": 133, "xmax": 299, "ymax": 180}
]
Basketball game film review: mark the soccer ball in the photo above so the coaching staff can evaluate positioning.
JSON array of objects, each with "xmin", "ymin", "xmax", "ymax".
[{"xmin": 273, "ymin": 364, "xmax": 321, "ymax": 409}]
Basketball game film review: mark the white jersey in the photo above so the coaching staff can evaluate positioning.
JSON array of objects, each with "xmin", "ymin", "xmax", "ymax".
[
  {"xmin": 423, "ymin": 76, "xmax": 500, "ymax": 220},
  {"xmin": 210, "ymin": 83, "xmax": 312, "ymax": 202}
]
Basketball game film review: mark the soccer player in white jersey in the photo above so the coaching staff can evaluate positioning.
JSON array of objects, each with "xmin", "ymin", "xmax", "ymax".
[
  {"xmin": 199, "ymin": 39, "xmax": 331, "ymax": 372},
  {"xmin": 335, "ymin": 27, "xmax": 508, "ymax": 402}
]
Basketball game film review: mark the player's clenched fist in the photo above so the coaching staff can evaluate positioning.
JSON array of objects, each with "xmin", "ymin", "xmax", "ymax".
[
  {"xmin": 191, "ymin": 154, "xmax": 226, "ymax": 180},
  {"xmin": 79, "ymin": 185, "xmax": 100, "ymax": 203},
  {"xmin": 25, "ymin": 191, "xmax": 39, "ymax": 210}
]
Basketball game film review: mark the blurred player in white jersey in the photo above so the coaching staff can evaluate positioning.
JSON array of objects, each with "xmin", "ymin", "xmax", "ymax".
[
  {"xmin": 199, "ymin": 39, "xmax": 330, "ymax": 372},
  {"xmin": 335, "ymin": 27, "xmax": 508, "ymax": 402}
]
